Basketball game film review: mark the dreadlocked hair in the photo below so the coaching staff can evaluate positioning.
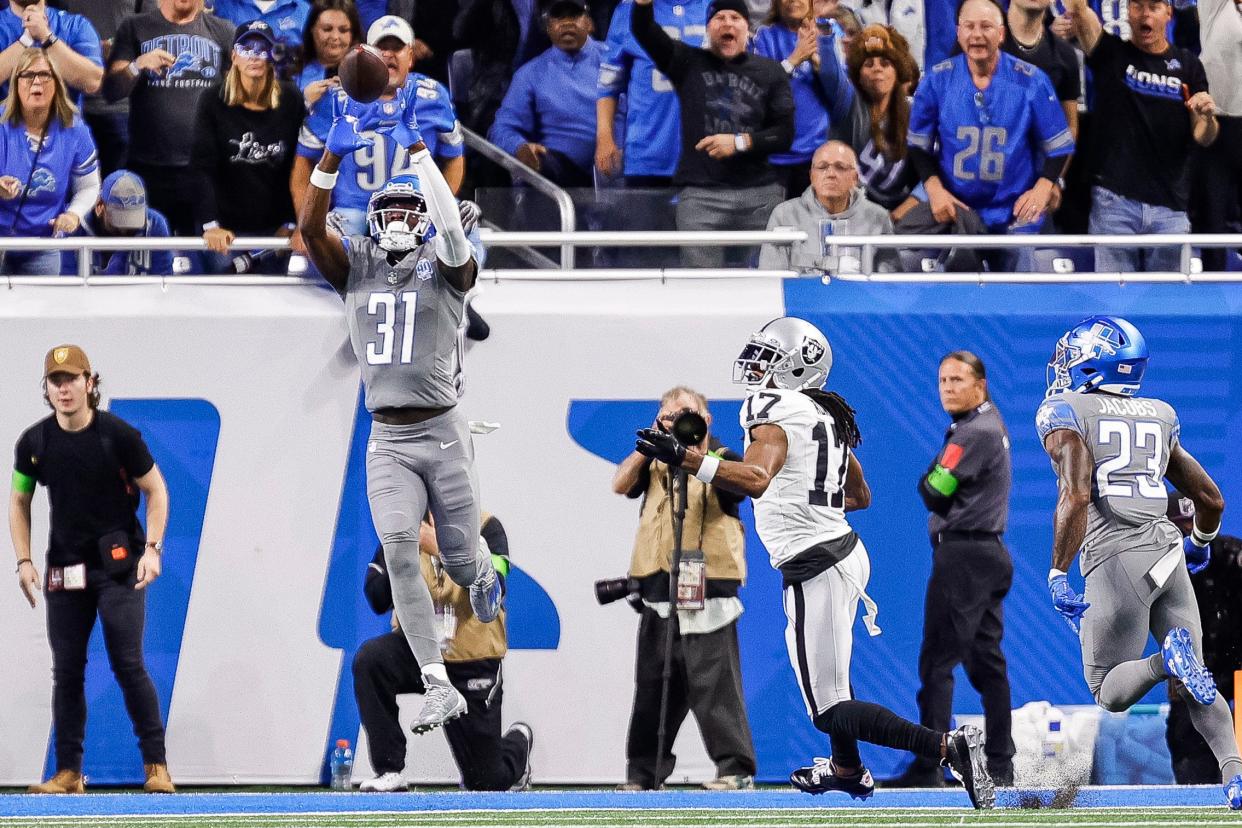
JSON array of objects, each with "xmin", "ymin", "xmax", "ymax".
[{"xmin": 801, "ymin": 389, "xmax": 862, "ymax": 448}]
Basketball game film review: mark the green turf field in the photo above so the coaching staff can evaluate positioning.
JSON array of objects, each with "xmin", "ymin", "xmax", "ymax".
[{"xmin": 2, "ymin": 808, "xmax": 1241, "ymax": 828}]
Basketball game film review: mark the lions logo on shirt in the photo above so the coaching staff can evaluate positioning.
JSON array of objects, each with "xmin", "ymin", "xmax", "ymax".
[{"xmin": 28, "ymin": 168, "xmax": 56, "ymax": 196}]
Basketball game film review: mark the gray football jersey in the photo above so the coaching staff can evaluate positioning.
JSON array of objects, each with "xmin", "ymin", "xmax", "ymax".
[
  {"xmin": 1035, "ymin": 391, "xmax": 1182, "ymax": 573},
  {"xmin": 343, "ymin": 235, "xmax": 466, "ymax": 412}
]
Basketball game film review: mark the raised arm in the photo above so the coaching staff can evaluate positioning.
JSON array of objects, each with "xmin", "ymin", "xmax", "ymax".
[
  {"xmin": 630, "ymin": 0, "xmax": 679, "ymax": 75},
  {"xmin": 383, "ymin": 97, "xmax": 476, "ymax": 292},
  {"xmin": 1062, "ymin": 0, "xmax": 1102, "ymax": 55}
]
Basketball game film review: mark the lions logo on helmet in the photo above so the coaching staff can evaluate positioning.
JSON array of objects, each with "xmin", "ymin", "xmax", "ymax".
[
  {"xmin": 733, "ymin": 317, "xmax": 833, "ymax": 391},
  {"xmin": 1046, "ymin": 314, "xmax": 1149, "ymax": 398},
  {"xmin": 367, "ymin": 174, "xmax": 432, "ymax": 253}
]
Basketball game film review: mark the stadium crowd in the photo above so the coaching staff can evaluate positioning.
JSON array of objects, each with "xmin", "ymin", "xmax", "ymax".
[{"xmin": 0, "ymin": 0, "xmax": 1239, "ymax": 275}]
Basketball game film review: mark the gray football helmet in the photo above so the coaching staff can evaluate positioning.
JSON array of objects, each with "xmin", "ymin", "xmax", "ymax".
[{"xmin": 732, "ymin": 317, "xmax": 832, "ymax": 391}]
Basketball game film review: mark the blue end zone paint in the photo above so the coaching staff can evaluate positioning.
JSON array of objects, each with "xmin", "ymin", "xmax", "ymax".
[
  {"xmin": 567, "ymin": 400, "xmax": 818, "ymax": 785},
  {"xmin": 0, "ymin": 786, "xmax": 1231, "ymax": 817},
  {"xmin": 41, "ymin": 400, "xmax": 220, "ymax": 786},
  {"xmin": 318, "ymin": 395, "xmax": 561, "ymax": 782}
]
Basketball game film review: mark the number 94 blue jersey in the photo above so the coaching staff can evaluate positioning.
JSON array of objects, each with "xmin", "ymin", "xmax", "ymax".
[{"xmin": 908, "ymin": 53, "xmax": 1073, "ymax": 229}]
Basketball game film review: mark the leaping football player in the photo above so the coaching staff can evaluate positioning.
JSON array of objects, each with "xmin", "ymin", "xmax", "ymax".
[
  {"xmin": 632, "ymin": 316, "xmax": 995, "ymax": 809},
  {"xmin": 299, "ymin": 94, "xmax": 501, "ymax": 735},
  {"xmin": 1036, "ymin": 315, "xmax": 1242, "ymax": 810}
]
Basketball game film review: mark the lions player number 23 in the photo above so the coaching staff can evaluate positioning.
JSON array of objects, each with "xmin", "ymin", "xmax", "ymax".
[
  {"xmin": 366, "ymin": 292, "xmax": 417, "ymax": 365},
  {"xmin": 1095, "ymin": 419, "xmax": 1165, "ymax": 500}
]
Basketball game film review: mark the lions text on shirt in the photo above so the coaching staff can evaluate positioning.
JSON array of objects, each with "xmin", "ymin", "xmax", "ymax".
[
  {"xmin": 297, "ymin": 76, "xmax": 464, "ymax": 213},
  {"xmin": 740, "ymin": 388, "xmax": 852, "ymax": 569}
]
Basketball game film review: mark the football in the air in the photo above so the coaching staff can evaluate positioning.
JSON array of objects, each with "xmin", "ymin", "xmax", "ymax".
[{"xmin": 338, "ymin": 44, "xmax": 389, "ymax": 104}]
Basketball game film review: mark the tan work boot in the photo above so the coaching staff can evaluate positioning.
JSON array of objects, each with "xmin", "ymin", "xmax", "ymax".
[
  {"xmin": 28, "ymin": 769, "xmax": 85, "ymax": 794},
  {"xmin": 143, "ymin": 763, "xmax": 176, "ymax": 793}
]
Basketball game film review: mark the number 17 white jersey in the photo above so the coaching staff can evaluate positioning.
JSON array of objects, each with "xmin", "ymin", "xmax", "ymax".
[{"xmin": 741, "ymin": 388, "xmax": 853, "ymax": 569}]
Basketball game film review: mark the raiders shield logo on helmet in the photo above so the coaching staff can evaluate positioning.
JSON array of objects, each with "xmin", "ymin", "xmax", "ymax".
[{"xmin": 802, "ymin": 337, "xmax": 825, "ymax": 365}]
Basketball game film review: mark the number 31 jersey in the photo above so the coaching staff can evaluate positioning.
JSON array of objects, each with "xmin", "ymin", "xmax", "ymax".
[
  {"xmin": 1035, "ymin": 390, "xmax": 1181, "ymax": 573},
  {"xmin": 342, "ymin": 235, "xmax": 466, "ymax": 412},
  {"xmin": 741, "ymin": 388, "xmax": 852, "ymax": 569}
]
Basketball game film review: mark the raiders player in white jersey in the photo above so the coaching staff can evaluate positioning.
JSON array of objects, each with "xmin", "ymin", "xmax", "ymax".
[
  {"xmin": 634, "ymin": 317, "xmax": 994, "ymax": 809},
  {"xmin": 299, "ymin": 94, "xmax": 502, "ymax": 736}
]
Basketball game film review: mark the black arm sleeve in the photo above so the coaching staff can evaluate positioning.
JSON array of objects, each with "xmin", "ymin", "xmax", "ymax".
[
  {"xmin": 363, "ymin": 544, "xmax": 394, "ymax": 615},
  {"xmin": 481, "ymin": 515, "xmax": 509, "ymax": 560},
  {"xmin": 918, "ymin": 462, "xmax": 954, "ymax": 516},
  {"xmin": 190, "ymin": 91, "xmax": 222, "ymax": 230},
  {"xmin": 630, "ymin": 1, "xmax": 680, "ymax": 77},
  {"xmin": 626, "ymin": 458, "xmax": 654, "ymax": 499},
  {"xmin": 1041, "ymin": 153, "xmax": 1068, "ymax": 182},
  {"xmin": 908, "ymin": 145, "xmax": 941, "ymax": 183},
  {"xmin": 749, "ymin": 69, "xmax": 795, "ymax": 155}
]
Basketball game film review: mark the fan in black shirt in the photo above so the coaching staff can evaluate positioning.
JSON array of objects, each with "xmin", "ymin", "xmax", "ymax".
[
  {"xmin": 1063, "ymin": 0, "xmax": 1218, "ymax": 272},
  {"xmin": 1002, "ymin": 0, "xmax": 1080, "ymax": 140},
  {"xmin": 191, "ymin": 21, "xmax": 306, "ymax": 273},
  {"xmin": 631, "ymin": 0, "xmax": 794, "ymax": 268}
]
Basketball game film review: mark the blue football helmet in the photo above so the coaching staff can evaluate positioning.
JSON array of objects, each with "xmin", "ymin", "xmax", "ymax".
[
  {"xmin": 367, "ymin": 175, "xmax": 431, "ymax": 252},
  {"xmin": 1046, "ymin": 315, "xmax": 1148, "ymax": 397}
]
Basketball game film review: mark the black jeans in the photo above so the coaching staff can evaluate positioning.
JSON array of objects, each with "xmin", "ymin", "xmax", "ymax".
[
  {"xmin": 45, "ymin": 564, "xmax": 166, "ymax": 772},
  {"xmin": 125, "ymin": 162, "xmax": 198, "ymax": 238},
  {"xmin": 352, "ymin": 631, "xmax": 527, "ymax": 790},
  {"xmin": 912, "ymin": 534, "xmax": 1015, "ymax": 769},
  {"xmin": 625, "ymin": 607, "xmax": 757, "ymax": 787}
]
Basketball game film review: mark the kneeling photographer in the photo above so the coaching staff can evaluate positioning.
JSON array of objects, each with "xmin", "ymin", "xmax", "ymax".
[{"xmin": 606, "ymin": 387, "xmax": 756, "ymax": 790}]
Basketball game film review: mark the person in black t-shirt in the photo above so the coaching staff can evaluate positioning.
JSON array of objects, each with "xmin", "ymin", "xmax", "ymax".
[
  {"xmin": 192, "ymin": 21, "xmax": 305, "ymax": 273},
  {"xmin": 102, "ymin": 0, "xmax": 234, "ymax": 239},
  {"xmin": 1002, "ymin": 0, "xmax": 1079, "ymax": 215},
  {"xmin": 1063, "ymin": 0, "xmax": 1218, "ymax": 273},
  {"xmin": 10, "ymin": 345, "xmax": 173, "ymax": 795},
  {"xmin": 631, "ymin": 0, "xmax": 794, "ymax": 269}
]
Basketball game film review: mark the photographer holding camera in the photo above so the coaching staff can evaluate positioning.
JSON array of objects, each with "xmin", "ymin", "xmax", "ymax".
[{"xmin": 607, "ymin": 386, "xmax": 756, "ymax": 791}]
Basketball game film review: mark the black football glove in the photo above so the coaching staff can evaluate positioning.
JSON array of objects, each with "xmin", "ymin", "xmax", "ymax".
[{"xmin": 635, "ymin": 428, "xmax": 685, "ymax": 466}]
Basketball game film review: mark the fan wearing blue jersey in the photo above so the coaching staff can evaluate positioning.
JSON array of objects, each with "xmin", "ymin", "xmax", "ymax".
[
  {"xmin": 908, "ymin": 0, "xmax": 1073, "ymax": 270},
  {"xmin": 292, "ymin": 15, "xmax": 463, "ymax": 238},
  {"xmin": 299, "ymin": 89, "xmax": 502, "ymax": 736},
  {"xmin": 0, "ymin": 49, "xmax": 98, "ymax": 276},
  {"xmin": 595, "ymin": 0, "xmax": 708, "ymax": 184},
  {"xmin": 0, "ymin": 0, "xmax": 102, "ymax": 101}
]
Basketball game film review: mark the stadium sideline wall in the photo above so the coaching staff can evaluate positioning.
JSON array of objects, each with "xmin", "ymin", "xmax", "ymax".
[{"xmin": 0, "ymin": 278, "xmax": 1238, "ymax": 786}]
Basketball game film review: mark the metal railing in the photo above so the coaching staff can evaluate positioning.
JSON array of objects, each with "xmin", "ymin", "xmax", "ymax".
[
  {"xmin": 461, "ymin": 127, "xmax": 576, "ymax": 269},
  {"xmin": 3, "ymin": 231, "xmax": 1242, "ymax": 284}
]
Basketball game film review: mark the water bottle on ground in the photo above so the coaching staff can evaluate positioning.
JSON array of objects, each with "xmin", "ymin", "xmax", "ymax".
[{"xmin": 330, "ymin": 738, "xmax": 353, "ymax": 790}]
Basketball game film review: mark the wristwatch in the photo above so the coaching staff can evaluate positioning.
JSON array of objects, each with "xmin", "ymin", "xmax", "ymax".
[{"xmin": 145, "ymin": 541, "xmax": 163, "ymax": 554}]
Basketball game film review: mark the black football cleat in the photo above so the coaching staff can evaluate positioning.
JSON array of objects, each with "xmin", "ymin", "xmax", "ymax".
[
  {"xmin": 790, "ymin": 757, "xmax": 875, "ymax": 800},
  {"xmin": 942, "ymin": 725, "xmax": 995, "ymax": 809}
]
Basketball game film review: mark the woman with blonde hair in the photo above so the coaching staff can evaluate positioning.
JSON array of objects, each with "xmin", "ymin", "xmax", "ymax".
[
  {"xmin": 0, "ymin": 48, "xmax": 99, "ymax": 275},
  {"xmin": 821, "ymin": 23, "xmax": 922, "ymax": 220},
  {"xmin": 191, "ymin": 21, "xmax": 305, "ymax": 273}
]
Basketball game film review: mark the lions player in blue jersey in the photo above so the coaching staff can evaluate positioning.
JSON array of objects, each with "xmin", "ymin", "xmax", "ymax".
[
  {"xmin": 1035, "ymin": 316, "xmax": 1242, "ymax": 810},
  {"xmin": 292, "ymin": 15, "xmax": 463, "ymax": 238},
  {"xmin": 299, "ymin": 93, "xmax": 501, "ymax": 735},
  {"xmin": 908, "ymin": 0, "xmax": 1073, "ymax": 271}
]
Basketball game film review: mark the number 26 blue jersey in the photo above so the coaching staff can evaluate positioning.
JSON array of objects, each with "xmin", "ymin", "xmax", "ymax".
[{"xmin": 908, "ymin": 53, "xmax": 1073, "ymax": 229}]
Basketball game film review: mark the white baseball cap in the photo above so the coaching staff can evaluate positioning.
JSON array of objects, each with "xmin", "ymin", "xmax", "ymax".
[{"xmin": 367, "ymin": 15, "xmax": 414, "ymax": 46}]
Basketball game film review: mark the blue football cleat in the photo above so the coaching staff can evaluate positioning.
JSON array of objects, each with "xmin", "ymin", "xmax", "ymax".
[
  {"xmin": 469, "ymin": 562, "xmax": 503, "ymax": 623},
  {"xmin": 1162, "ymin": 627, "xmax": 1217, "ymax": 705},
  {"xmin": 789, "ymin": 758, "xmax": 874, "ymax": 800},
  {"xmin": 1226, "ymin": 774, "xmax": 1241, "ymax": 810}
]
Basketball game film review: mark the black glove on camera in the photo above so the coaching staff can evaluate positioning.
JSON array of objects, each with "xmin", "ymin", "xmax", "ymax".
[{"xmin": 635, "ymin": 428, "xmax": 686, "ymax": 466}]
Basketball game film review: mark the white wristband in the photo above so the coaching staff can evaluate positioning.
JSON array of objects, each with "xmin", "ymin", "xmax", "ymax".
[
  {"xmin": 1048, "ymin": 568, "xmax": 1067, "ymax": 583},
  {"xmin": 734, "ymin": 133, "xmax": 747, "ymax": 152},
  {"xmin": 309, "ymin": 166, "xmax": 338, "ymax": 190},
  {"xmin": 20, "ymin": 32, "xmax": 34, "ymax": 47},
  {"xmin": 695, "ymin": 454, "xmax": 720, "ymax": 484},
  {"xmin": 1191, "ymin": 521, "xmax": 1218, "ymax": 546}
]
